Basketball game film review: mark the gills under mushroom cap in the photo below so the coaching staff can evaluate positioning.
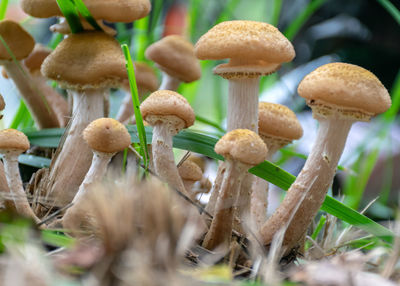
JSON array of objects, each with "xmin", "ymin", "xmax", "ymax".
[
  {"xmin": 215, "ymin": 129, "xmax": 268, "ymax": 166},
  {"xmin": 298, "ymin": 63, "xmax": 391, "ymax": 119},
  {"xmin": 0, "ymin": 129, "xmax": 30, "ymax": 151},
  {"xmin": 0, "ymin": 20, "xmax": 35, "ymax": 61},
  {"xmin": 41, "ymin": 32, "xmax": 127, "ymax": 90},
  {"xmin": 83, "ymin": 118, "xmax": 131, "ymax": 154}
]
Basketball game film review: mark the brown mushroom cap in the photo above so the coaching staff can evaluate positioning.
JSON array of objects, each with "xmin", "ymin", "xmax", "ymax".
[
  {"xmin": 0, "ymin": 129, "xmax": 30, "ymax": 151},
  {"xmin": 145, "ymin": 35, "xmax": 201, "ymax": 83},
  {"xmin": 0, "ymin": 20, "xmax": 35, "ymax": 61},
  {"xmin": 83, "ymin": 118, "xmax": 131, "ymax": 153},
  {"xmin": 21, "ymin": 0, "xmax": 151, "ymax": 22},
  {"xmin": 215, "ymin": 129, "xmax": 268, "ymax": 166},
  {"xmin": 195, "ymin": 20, "xmax": 294, "ymax": 75},
  {"xmin": 140, "ymin": 90, "xmax": 195, "ymax": 128},
  {"xmin": 258, "ymin": 102, "xmax": 303, "ymax": 141},
  {"xmin": 41, "ymin": 32, "xmax": 127, "ymax": 90},
  {"xmin": 123, "ymin": 62, "xmax": 159, "ymax": 92},
  {"xmin": 188, "ymin": 154, "xmax": 206, "ymax": 172},
  {"xmin": 24, "ymin": 44, "xmax": 52, "ymax": 74},
  {"xmin": 0, "ymin": 94, "xmax": 5, "ymax": 111},
  {"xmin": 178, "ymin": 160, "xmax": 202, "ymax": 181},
  {"xmin": 298, "ymin": 63, "xmax": 392, "ymax": 120}
]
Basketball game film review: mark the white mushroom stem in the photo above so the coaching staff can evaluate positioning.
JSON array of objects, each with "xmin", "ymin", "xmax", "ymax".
[
  {"xmin": 2, "ymin": 61, "xmax": 59, "ymax": 128},
  {"xmin": 2, "ymin": 150, "xmax": 40, "ymax": 223},
  {"xmin": 0, "ymin": 161, "xmax": 14, "ymax": 211},
  {"xmin": 202, "ymin": 160, "xmax": 249, "ymax": 249},
  {"xmin": 159, "ymin": 72, "xmax": 181, "ymax": 91},
  {"xmin": 152, "ymin": 123, "xmax": 188, "ymax": 196},
  {"xmin": 44, "ymin": 89, "xmax": 105, "ymax": 207},
  {"xmin": 259, "ymin": 118, "xmax": 353, "ymax": 252}
]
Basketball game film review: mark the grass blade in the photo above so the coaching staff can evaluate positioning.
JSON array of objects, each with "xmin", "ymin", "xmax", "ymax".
[
  {"xmin": 72, "ymin": 0, "xmax": 102, "ymax": 31},
  {"xmin": 121, "ymin": 44, "xmax": 149, "ymax": 169},
  {"xmin": 376, "ymin": 0, "xmax": 400, "ymax": 25},
  {"xmin": 0, "ymin": 0, "xmax": 8, "ymax": 20},
  {"xmin": 195, "ymin": 115, "xmax": 226, "ymax": 133},
  {"xmin": 9, "ymin": 100, "xmax": 30, "ymax": 129},
  {"xmin": 271, "ymin": 0, "xmax": 282, "ymax": 26},
  {"xmin": 55, "ymin": 0, "xmax": 83, "ymax": 34}
]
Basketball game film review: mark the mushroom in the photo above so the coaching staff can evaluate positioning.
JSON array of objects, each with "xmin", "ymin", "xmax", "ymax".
[
  {"xmin": 63, "ymin": 118, "xmax": 131, "ymax": 231},
  {"xmin": 259, "ymin": 63, "xmax": 392, "ymax": 254},
  {"xmin": 250, "ymin": 102, "xmax": 303, "ymax": 230},
  {"xmin": 140, "ymin": 90, "xmax": 195, "ymax": 196},
  {"xmin": 50, "ymin": 17, "xmax": 117, "ymax": 36},
  {"xmin": 202, "ymin": 129, "xmax": 268, "ymax": 250},
  {"xmin": 39, "ymin": 32, "xmax": 128, "ymax": 208},
  {"xmin": 178, "ymin": 160, "xmax": 202, "ymax": 198},
  {"xmin": 116, "ymin": 62, "xmax": 159, "ymax": 123},
  {"xmin": 194, "ymin": 20, "xmax": 295, "ymax": 223},
  {"xmin": 145, "ymin": 35, "xmax": 201, "ymax": 91},
  {"xmin": 23, "ymin": 44, "xmax": 69, "ymax": 127},
  {"xmin": 0, "ymin": 129, "xmax": 40, "ymax": 223},
  {"xmin": 0, "ymin": 19, "xmax": 59, "ymax": 128}
]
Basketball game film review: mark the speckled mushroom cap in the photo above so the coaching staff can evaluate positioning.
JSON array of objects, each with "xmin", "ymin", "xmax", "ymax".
[
  {"xmin": 83, "ymin": 118, "xmax": 131, "ymax": 153},
  {"xmin": 178, "ymin": 160, "xmax": 202, "ymax": 181},
  {"xmin": 0, "ymin": 129, "xmax": 30, "ymax": 151},
  {"xmin": 298, "ymin": 63, "xmax": 392, "ymax": 121},
  {"xmin": 259, "ymin": 102, "xmax": 303, "ymax": 142},
  {"xmin": 41, "ymin": 32, "xmax": 127, "ymax": 90},
  {"xmin": 215, "ymin": 129, "xmax": 268, "ymax": 166},
  {"xmin": 145, "ymin": 35, "xmax": 201, "ymax": 83},
  {"xmin": 140, "ymin": 90, "xmax": 195, "ymax": 129},
  {"xmin": 21, "ymin": 0, "xmax": 151, "ymax": 22},
  {"xmin": 24, "ymin": 44, "xmax": 51, "ymax": 74},
  {"xmin": 0, "ymin": 20, "xmax": 35, "ymax": 61},
  {"xmin": 194, "ymin": 20, "xmax": 295, "ymax": 78},
  {"xmin": 0, "ymin": 94, "xmax": 5, "ymax": 111},
  {"xmin": 123, "ymin": 62, "xmax": 159, "ymax": 92}
]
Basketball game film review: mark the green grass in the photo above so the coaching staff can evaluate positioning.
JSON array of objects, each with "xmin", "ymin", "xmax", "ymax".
[
  {"xmin": 55, "ymin": 0, "xmax": 83, "ymax": 33},
  {"xmin": 0, "ymin": 0, "xmax": 8, "ymax": 20},
  {"xmin": 376, "ymin": 0, "xmax": 400, "ymax": 25}
]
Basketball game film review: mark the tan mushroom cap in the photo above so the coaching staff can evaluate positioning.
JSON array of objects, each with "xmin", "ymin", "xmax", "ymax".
[
  {"xmin": 140, "ymin": 90, "xmax": 195, "ymax": 128},
  {"xmin": 195, "ymin": 20, "xmax": 294, "ymax": 77},
  {"xmin": 0, "ymin": 20, "xmax": 35, "ymax": 61},
  {"xmin": 178, "ymin": 160, "xmax": 202, "ymax": 181},
  {"xmin": 123, "ymin": 62, "xmax": 159, "ymax": 92},
  {"xmin": 145, "ymin": 35, "xmax": 201, "ymax": 83},
  {"xmin": 259, "ymin": 102, "xmax": 303, "ymax": 141},
  {"xmin": 0, "ymin": 94, "xmax": 5, "ymax": 111},
  {"xmin": 21, "ymin": 0, "xmax": 151, "ymax": 22},
  {"xmin": 0, "ymin": 129, "xmax": 30, "ymax": 151},
  {"xmin": 215, "ymin": 129, "xmax": 268, "ymax": 166},
  {"xmin": 24, "ymin": 44, "xmax": 51, "ymax": 74},
  {"xmin": 298, "ymin": 63, "xmax": 392, "ymax": 121},
  {"xmin": 188, "ymin": 154, "xmax": 206, "ymax": 172},
  {"xmin": 83, "ymin": 118, "xmax": 131, "ymax": 153},
  {"xmin": 41, "ymin": 32, "xmax": 127, "ymax": 90}
]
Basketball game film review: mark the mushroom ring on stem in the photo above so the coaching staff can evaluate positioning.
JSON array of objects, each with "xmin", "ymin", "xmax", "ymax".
[{"xmin": 259, "ymin": 63, "xmax": 392, "ymax": 255}]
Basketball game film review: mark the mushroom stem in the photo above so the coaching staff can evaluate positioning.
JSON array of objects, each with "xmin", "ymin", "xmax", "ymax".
[
  {"xmin": 0, "ymin": 161, "xmax": 15, "ymax": 211},
  {"xmin": 3, "ymin": 61, "xmax": 60, "ymax": 128},
  {"xmin": 116, "ymin": 88, "xmax": 145, "ymax": 123},
  {"xmin": 202, "ymin": 160, "xmax": 248, "ymax": 249},
  {"xmin": 152, "ymin": 123, "xmax": 188, "ymax": 196},
  {"xmin": 159, "ymin": 73, "xmax": 181, "ymax": 91},
  {"xmin": 259, "ymin": 118, "xmax": 353, "ymax": 251},
  {"xmin": 43, "ymin": 89, "xmax": 105, "ymax": 207},
  {"xmin": 2, "ymin": 150, "xmax": 40, "ymax": 223}
]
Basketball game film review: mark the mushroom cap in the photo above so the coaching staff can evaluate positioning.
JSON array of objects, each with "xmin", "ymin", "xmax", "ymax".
[
  {"xmin": 123, "ymin": 62, "xmax": 159, "ymax": 92},
  {"xmin": 145, "ymin": 35, "xmax": 201, "ymax": 83},
  {"xmin": 24, "ymin": 44, "xmax": 51, "ymax": 74},
  {"xmin": 21, "ymin": 0, "xmax": 151, "ymax": 22},
  {"xmin": 83, "ymin": 118, "xmax": 131, "ymax": 153},
  {"xmin": 0, "ymin": 20, "xmax": 35, "ymax": 61},
  {"xmin": 0, "ymin": 129, "xmax": 30, "ymax": 151},
  {"xmin": 258, "ymin": 102, "xmax": 303, "ymax": 141},
  {"xmin": 298, "ymin": 63, "xmax": 392, "ymax": 120},
  {"xmin": 215, "ymin": 129, "xmax": 268, "ymax": 166},
  {"xmin": 0, "ymin": 94, "xmax": 5, "ymax": 111},
  {"xmin": 140, "ymin": 90, "xmax": 195, "ymax": 128},
  {"xmin": 195, "ymin": 20, "xmax": 295, "ymax": 64},
  {"xmin": 178, "ymin": 160, "xmax": 202, "ymax": 181},
  {"xmin": 41, "ymin": 32, "xmax": 127, "ymax": 90},
  {"xmin": 188, "ymin": 154, "xmax": 206, "ymax": 172}
]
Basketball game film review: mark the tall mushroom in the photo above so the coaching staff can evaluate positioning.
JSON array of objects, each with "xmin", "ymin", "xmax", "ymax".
[
  {"xmin": 145, "ymin": 35, "xmax": 201, "ymax": 91},
  {"xmin": 259, "ymin": 63, "xmax": 392, "ymax": 254},
  {"xmin": 202, "ymin": 129, "xmax": 268, "ymax": 250},
  {"xmin": 0, "ymin": 20, "xmax": 59, "ymax": 128},
  {"xmin": 140, "ymin": 90, "xmax": 195, "ymax": 196},
  {"xmin": 250, "ymin": 102, "xmax": 303, "ymax": 230},
  {"xmin": 39, "ymin": 32, "xmax": 128, "ymax": 208}
]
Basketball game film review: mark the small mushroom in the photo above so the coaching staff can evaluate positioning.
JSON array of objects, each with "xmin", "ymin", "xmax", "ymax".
[
  {"xmin": 259, "ymin": 63, "xmax": 392, "ymax": 254},
  {"xmin": 140, "ymin": 90, "xmax": 195, "ymax": 196},
  {"xmin": 202, "ymin": 129, "xmax": 268, "ymax": 250},
  {"xmin": 145, "ymin": 35, "xmax": 201, "ymax": 91},
  {"xmin": 178, "ymin": 160, "xmax": 202, "ymax": 198},
  {"xmin": 0, "ymin": 129, "xmax": 40, "ymax": 223},
  {"xmin": 63, "ymin": 118, "xmax": 131, "ymax": 231}
]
